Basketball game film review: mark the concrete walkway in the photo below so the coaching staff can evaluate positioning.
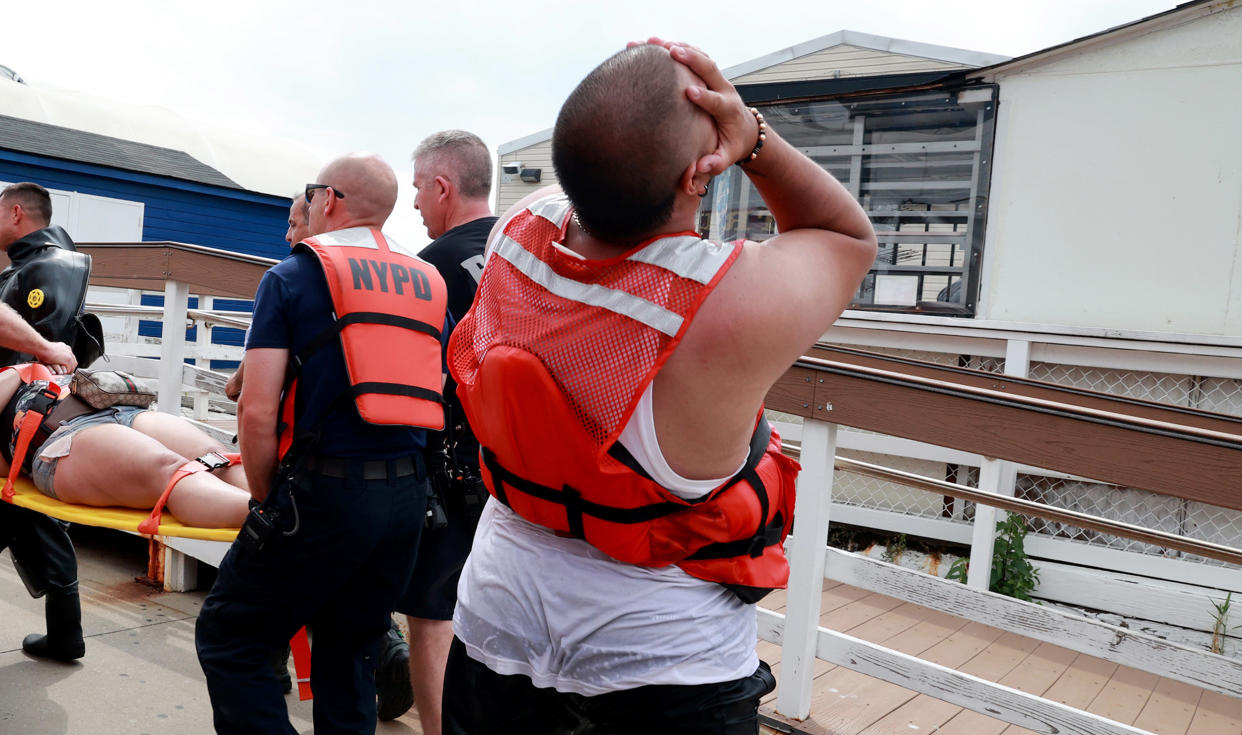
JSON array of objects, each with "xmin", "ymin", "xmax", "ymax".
[{"xmin": 0, "ymin": 525, "xmax": 423, "ymax": 735}]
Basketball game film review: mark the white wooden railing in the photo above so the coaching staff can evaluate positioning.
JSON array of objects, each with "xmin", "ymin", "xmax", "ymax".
[
  {"xmin": 761, "ymin": 336, "xmax": 1242, "ymax": 734},
  {"xmin": 807, "ymin": 315, "xmax": 1242, "ymax": 628},
  {"xmin": 85, "ymin": 295, "xmax": 246, "ymax": 426}
]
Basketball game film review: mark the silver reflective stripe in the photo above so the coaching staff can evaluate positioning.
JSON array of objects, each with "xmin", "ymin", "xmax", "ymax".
[
  {"xmin": 383, "ymin": 235, "xmax": 421, "ymax": 259},
  {"xmin": 483, "ymin": 196, "xmax": 568, "ymax": 266},
  {"xmin": 527, "ymin": 194, "xmax": 732, "ymax": 285},
  {"xmin": 627, "ymin": 235, "xmax": 734, "ymax": 285},
  {"xmin": 494, "ymin": 235, "xmax": 684, "ymax": 337},
  {"xmin": 527, "ymin": 195, "xmax": 572, "ymax": 227},
  {"xmin": 307, "ymin": 226, "xmax": 382, "ymax": 250}
]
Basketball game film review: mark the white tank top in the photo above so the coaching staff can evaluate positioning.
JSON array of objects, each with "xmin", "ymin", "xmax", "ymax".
[
  {"xmin": 453, "ymin": 384, "xmax": 758, "ymax": 695},
  {"xmin": 617, "ymin": 383, "xmax": 746, "ymax": 499}
]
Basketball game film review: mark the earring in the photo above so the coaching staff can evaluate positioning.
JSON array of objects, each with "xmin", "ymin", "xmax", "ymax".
[{"xmin": 698, "ymin": 183, "xmax": 710, "ymax": 198}]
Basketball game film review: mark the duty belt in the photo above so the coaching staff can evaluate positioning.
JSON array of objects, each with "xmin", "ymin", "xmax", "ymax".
[{"xmin": 307, "ymin": 454, "xmax": 421, "ymax": 480}]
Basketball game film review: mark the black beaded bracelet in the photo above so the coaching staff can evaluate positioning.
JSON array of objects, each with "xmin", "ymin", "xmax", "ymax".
[{"xmin": 737, "ymin": 107, "xmax": 767, "ymax": 165}]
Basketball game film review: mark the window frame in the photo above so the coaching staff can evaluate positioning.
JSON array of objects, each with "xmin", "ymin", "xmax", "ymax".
[{"xmin": 714, "ymin": 76, "xmax": 999, "ymax": 317}]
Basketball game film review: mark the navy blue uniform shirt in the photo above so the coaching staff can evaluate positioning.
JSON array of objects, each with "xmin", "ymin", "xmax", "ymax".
[{"xmin": 247, "ymin": 249, "xmax": 429, "ymax": 458}]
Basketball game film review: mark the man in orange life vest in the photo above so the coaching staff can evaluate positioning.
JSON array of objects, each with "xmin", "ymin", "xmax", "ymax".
[
  {"xmin": 196, "ymin": 153, "xmax": 447, "ymax": 735},
  {"xmin": 442, "ymin": 42, "xmax": 877, "ymax": 732}
]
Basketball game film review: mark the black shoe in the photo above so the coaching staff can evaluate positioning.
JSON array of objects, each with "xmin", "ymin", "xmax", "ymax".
[
  {"xmin": 23, "ymin": 589, "xmax": 85, "ymax": 662},
  {"xmin": 375, "ymin": 623, "xmax": 412, "ymax": 721},
  {"xmin": 22, "ymin": 632, "xmax": 85, "ymax": 662}
]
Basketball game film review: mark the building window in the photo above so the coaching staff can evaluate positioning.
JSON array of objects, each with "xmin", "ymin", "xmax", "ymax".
[{"xmin": 697, "ymin": 84, "xmax": 997, "ymax": 316}]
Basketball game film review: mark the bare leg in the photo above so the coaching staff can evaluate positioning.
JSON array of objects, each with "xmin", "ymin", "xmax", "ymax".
[
  {"xmin": 129, "ymin": 412, "xmax": 249, "ymax": 491},
  {"xmin": 407, "ymin": 616, "xmax": 454, "ymax": 735},
  {"xmin": 50, "ymin": 424, "xmax": 249, "ymax": 528}
]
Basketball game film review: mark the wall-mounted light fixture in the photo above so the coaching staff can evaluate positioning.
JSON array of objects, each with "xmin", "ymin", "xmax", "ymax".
[
  {"xmin": 501, "ymin": 162, "xmax": 522, "ymax": 184},
  {"xmin": 519, "ymin": 168, "xmax": 542, "ymax": 184}
]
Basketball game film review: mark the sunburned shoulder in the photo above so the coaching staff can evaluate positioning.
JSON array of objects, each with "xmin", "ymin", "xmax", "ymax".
[
  {"xmin": 678, "ymin": 242, "xmax": 769, "ymax": 353},
  {"xmin": 681, "ymin": 237, "xmax": 828, "ymax": 377}
]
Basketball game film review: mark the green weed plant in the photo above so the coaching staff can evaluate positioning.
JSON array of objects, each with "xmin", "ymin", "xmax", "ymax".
[{"xmin": 945, "ymin": 512, "xmax": 1040, "ymax": 602}]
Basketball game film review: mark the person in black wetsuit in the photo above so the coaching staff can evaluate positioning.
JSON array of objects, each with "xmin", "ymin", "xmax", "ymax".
[{"xmin": 0, "ymin": 181, "xmax": 105, "ymax": 662}]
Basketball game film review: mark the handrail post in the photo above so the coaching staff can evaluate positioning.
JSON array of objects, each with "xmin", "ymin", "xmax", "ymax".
[
  {"xmin": 157, "ymin": 280, "xmax": 189, "ymax": 416},
  {"xmin": 192, "ymin": 295, "xmax": 213, "ymax": 420},
  {"xmin": 967, "ymin": 339, "xmax": 1030, "ymax": 589},
  {"xmin": 776, "ymin": 418, "xmax": 838, "ymax": 720}
]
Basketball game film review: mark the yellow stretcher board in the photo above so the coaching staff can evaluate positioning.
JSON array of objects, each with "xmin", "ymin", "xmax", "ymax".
[{"xmin": 4, "ymin": 476, "xmax": 239, "ymax": 542}]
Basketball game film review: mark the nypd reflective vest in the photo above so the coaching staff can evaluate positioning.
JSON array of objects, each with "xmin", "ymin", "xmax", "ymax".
[
  {"xmin": 279, "ymin": 227, "xmax": 447, "ymax": 459},
  {"xmin": 449, "ymin": 196, "xmax": 800, "ymax": 599}
]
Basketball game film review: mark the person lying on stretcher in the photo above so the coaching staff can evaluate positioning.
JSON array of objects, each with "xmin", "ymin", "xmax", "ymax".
[{"xmin": 0, "ymin": 364, "xmax": 251, "ymax": 529}]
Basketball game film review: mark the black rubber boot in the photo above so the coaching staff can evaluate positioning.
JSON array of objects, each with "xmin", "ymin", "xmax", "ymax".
[
  {"xmin": 375, "ymin": 620, "xmax": 413, "ymax": 721},
  {"xmin": 22, "ymin": 589, "xmax": 85, "ymax": 662}
]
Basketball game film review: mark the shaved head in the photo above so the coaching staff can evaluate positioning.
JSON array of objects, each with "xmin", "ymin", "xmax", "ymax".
[
  {"xmin": 313, "ymin": 153, "xmax": 398, "ymax": 229},
  {"xmin": 552, "ymin": 45, "xmax": 704, "ymax": 243}
]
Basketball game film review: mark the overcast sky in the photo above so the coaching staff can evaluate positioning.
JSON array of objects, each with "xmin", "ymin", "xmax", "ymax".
[{"xmin": 5, "ymin": 0, "xmax": 1180, "ymax": 248}]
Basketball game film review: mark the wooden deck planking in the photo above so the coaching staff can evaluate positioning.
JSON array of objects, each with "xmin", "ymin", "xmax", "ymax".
[
  {"xmin": 760, "ymin": 582, "xmax": 1242, "ymax": 735},
  {"xmin": 933, "ymin": 641, "xmax": 1079, "ymax": 735},
  {"xmin": 803, "ymin": 603, "xmax": 966, "ymax": 733},
  {"xmin": 1185, "ymin": 690, "xmax": 1242, "ymax": 735},
  {"xmin": 999, "ymin": 653, "xmax": 1120, "ymax": 735},
  {"xmin": 1131, "ymin": 678, "xmax": 1203, "ymax": 735},
  {"xmin": 760, "ymin": 595, "xmax": 927, "ymax": 707},
  {"xmin": 1086, "ymin": 666, "xmax": 1160, "ymax": 727},
  {"xmin": 865, "ymin": 639, "xmax": 1077, "ymax": 735},
  {"xmin": 807, "ymin": 622, "xmax": 1020, "ymax": 733},
  {"xmin": 852, "ymin": 612, "xmax": 983, "ymax": 734}
]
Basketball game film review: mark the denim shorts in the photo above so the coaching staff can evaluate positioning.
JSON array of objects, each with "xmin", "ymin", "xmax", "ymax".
[{"xmin": 30, "ymin": 406, "xmax": 145, "ymax": 498}]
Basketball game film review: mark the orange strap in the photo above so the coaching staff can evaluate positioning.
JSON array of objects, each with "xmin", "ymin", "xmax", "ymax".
[
  {"xmin": 277, "ymin": 377, "xmax": 298, "ymax": 460},
  {"xmin": 136, "ymin": 452, "xmax": 242, "ymax": 535},
  {"xmin": 137, "ymin": 460, "xmax": 204, "ymax": 535},
  {"xmin": 290, "ymin": 626, "xmax": 313, "ymax": 700},
  {"xmin": 3, "ymin": 363, "xmax": 60, "ymax": 503}
]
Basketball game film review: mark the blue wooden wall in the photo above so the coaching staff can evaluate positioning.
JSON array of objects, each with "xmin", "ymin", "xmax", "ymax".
[
  {"xmin": 0, "ymin": 149, "xmax": 289, "ymax": 369},
  {"xmin": 0, "ymin": 149, "xmax": 291, "ymax": 260}
]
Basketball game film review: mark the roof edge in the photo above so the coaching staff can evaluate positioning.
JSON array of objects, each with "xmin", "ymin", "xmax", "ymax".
[
  {"xmin": 721, "ymin": 29, "xmax": 1010, "ymax": 80},
  {"xmin": 969, "ymin": 0, "xmax": 1222, "ymax": 78},
  {"xmin": 498, "ymin": 127, "xmax": 554, "ymax": 156},
  {"xmin": 496, "ymin": 31, "xmax": 1010, "ymax": 153}
]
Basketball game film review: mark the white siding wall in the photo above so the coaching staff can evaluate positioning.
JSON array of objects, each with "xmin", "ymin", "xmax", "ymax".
[
  {"xmin": 496, "ymin": 140, "xmax": 555, "ymax": 214},
  {"xmin": 732, "ymin": 44, "xmax": 968, "ymax": 84},
  {"xmin": 979, "ymin": 7, "xmax": 1242, "ymax": 335}
]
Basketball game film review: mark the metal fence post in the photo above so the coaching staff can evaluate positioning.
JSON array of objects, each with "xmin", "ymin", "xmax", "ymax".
[
  {"xmin": 157, "ymin": 280, "xmax": 189, "ymax": 416},
  {"xmin": 776, "ymin": 418, "xmax": 838, "ymax": 720}
]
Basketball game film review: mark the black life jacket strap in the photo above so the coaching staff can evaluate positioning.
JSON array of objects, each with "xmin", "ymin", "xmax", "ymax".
[
  {"xmin": 682, "ymin": 511, "xmax": 786, "ymax": 561},
  {"xmin": 481, "ymin": 446, "xmax": 687, "ymax": 531},
  {"xmin": 277, "ymin": 309, "xmax": 444, "ymax": 462},
  {"xmin": 481, "ymin": 415, "xmax": 781, "ymax": 552},
  {"xmin": 291, "ymin": 311, "xmax": 441, "ymax": 377},
  {"xmin": 350, "ymin": 382, "xmax": 442, "ymax": 403},
  {"xmin": 482, "ymin": 416, "xmax": 787, "ymax": 606}
]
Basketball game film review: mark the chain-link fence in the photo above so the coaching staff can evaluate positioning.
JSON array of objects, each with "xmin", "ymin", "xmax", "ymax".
[{"xmin": 793, "ymin": 341, "xmax": 1242, "ymax": 568}]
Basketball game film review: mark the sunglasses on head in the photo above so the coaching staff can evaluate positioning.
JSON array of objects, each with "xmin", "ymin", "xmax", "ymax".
[{"xmin": 305, "ymin": 183, "xmax": 346, "ymax": 203}]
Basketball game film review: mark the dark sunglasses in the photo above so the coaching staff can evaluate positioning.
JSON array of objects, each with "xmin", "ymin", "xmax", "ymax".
[{"xmin": 305, "ymin": 183, "xmax": 346, "ymax": 203}]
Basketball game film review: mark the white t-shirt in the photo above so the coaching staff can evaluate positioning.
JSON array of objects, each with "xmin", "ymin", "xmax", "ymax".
[{"xmin": 453, "ymin": 384, "xmax": 758, "ymax": 696}]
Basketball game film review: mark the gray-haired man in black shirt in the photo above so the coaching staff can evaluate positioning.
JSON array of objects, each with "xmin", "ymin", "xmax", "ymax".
[{"xmin": 382, "ymin": 131, "xmax": 496, "ymax": 733}]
